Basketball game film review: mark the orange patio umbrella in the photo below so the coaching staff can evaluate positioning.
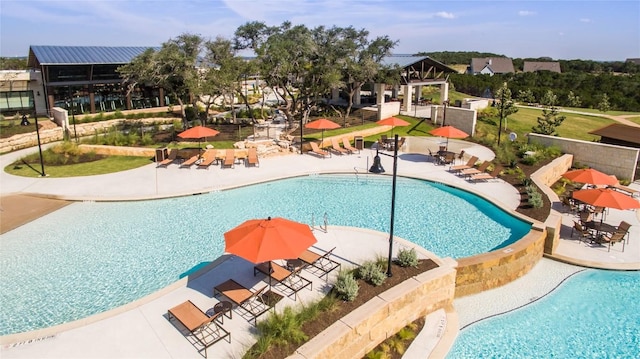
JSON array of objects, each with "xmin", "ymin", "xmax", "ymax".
[
  {"xmin": 178, "ymin": 125, "xmax": 220, "ymax": 152},
  {"xmin": 305, "ymin": 118, "xmax": 341, "ymax": 148},
  {"xmin": 429, "ymin": 125, "xmax": 469, "ymax": 150},
  {"xmin": 562, "ymin": 168, "xmax": 618, "ymax": 186},
  {"xmin": 572, "ymin": 188, "xmax": 640, "ymax": 211},
  {"xmin": 376, "ymin": 117, "xmax": 410, "ymax": 136}
]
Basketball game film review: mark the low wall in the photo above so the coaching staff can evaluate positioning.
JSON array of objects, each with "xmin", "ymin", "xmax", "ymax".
[
  {"xmin": 378, "ymin": 101, "xmax": 401, "ymax": 120},
  {"xmin": 430, "ymin": 106, "xmax": 476, "ymax": 137},
  {"xmin": 289, "ymin": 258, "xmax": 457, "ymax": 359},
  {"xmin": 454, "ymin": 225, "xmax": 546, "ymax": 297},
  {"xmin": 528, "ymin": 133, "xmax": 639, "ymax": 181}
]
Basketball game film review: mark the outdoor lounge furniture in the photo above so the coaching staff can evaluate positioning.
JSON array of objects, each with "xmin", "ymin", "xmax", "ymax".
[
  {"xmin": 595, "ymin": 230, "xmax": 627, "ymax": 252},
  {"xmin": 157, "ymin": 149, "xmax": 179, "ymax": 167},
  {"xmin": 197, "ymin": 149, "xmax": 217, "ymax": 169},
  {"xmin": 450, "ymin": 156, "xmax": 478, "ymax": 173},
  {"xmin": 459, "ymin": 160, "xmax": 490, "ymax": 177},
  {"xmin": 213, "ymin": 279, "xmax": 270, "ymax": 325},
  {"xmin": 167, "ymin": 300, "xmax": 230, "ymax": 356},
  {"xmin": 309, "ymin": 141, "xmax": 330, "ymax": 158},
  {"xmin": 561, "ymin": 196, "xmax": 579, "ymax": 215},
  {"xmin": 387, "ymin": 137, "xmax": 406, "ymax": 152},
  {"xmin": 221, "ymin": 149, "xmax": 235, "ymax": 168},
  {"xmin": 298, "ymin": 247, "xmax": 341, "ymax": 281},
  {"xmin": 180, "ymin": 154, "xmax": 200, "ymax": 168},
  {"xmin": 571, "ymin": 221, "xmax": 593, "ymax": 243},
  {"xmin": 342, "ymin": 138, "xmax": 359, "ymax": 154},
  {"xmin": 253, "ymin": 261, "xmax": 313, "ymax": 300},
  {"xmin": 610, "ymin": 182, "xmax": 640, "ymax": 198},
  {"xmin": 330, "ymin": 138, "xmax": 349, "ymax": 155},
  {"xmin": 615, "ymin": 221, "xmax": 632, "ymax": 244},
  {"xmin": 246, "ymin": 147, "xmax": 259, "ymax": 167},
  {"xmin": 437, "ymin": 151, "xmax": 456, "ymax": 166},
  {"xmin": 469, "ymin": 165, "xmax": 502, "ymax": 183}
]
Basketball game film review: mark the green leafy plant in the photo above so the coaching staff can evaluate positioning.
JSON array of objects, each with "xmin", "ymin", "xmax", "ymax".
[
  {"xmin": 334, "ymin": 271, "xmax": 359, "ymax": 301},
  {"xmin": 396, "ymin": 248, "xmax": 419, "ymax": 267},
  {"xmin": 528, "ymin": 191, "xmax": 543, "ymax": 208},
  {"xmin": 357, "ymin": 261, "xmax": 387, "ymax": 286}
]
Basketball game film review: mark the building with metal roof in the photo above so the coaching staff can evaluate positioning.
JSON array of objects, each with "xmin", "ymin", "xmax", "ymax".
[{"xmin": 588, "ymin": 123, "xmax": 640, "ymax": 148}]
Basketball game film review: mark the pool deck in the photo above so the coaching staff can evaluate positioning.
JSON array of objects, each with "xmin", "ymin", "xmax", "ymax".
[{"xmin": 1, "ymin": 141, "xmax": 639, "ymax": 358}]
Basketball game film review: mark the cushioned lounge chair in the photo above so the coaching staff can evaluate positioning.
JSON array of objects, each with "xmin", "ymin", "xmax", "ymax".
[
  {"xmin": 469, "ymin": 165, "xmax": 502, "ymax": 182},
  {"xmin": 253, "ymin": 261, "xmax": 312, "ymax": 300},
  {"xmin": 197, "ymin": 149, "xmax": 217, "ymax": 169},
  {"xmin": 298, "ymin": 247, "xmax": 341, "ymax": 281},
  {"xmin": 221, "ymin": 149, "xmax": 235, "ymax": 168},
  {"xmin": 459, "ymin": 160, "xmax": 490, "ymax": 178},
  {"xmin": 157, "ymin": 149, "xmax": 179, "ymax": 167},
  {"xmin": 213, "ymin": 279, "xmax": 270, "ymax": 325},
  {"xmin": 330, "ymin": 138, "xmax": 348, "ymax": 155},
  {"xmin": 246, "ymin": 147, "xmax": 259, "ymax": 167},
  {"xmin": 342, "ymin": 138, "xmax": 359, "ymax": 154},
  {"xmin": 180, "ymin": 154, "xmax": 200, "ymax": 168},
  {"xmin": 309, "ymin": 141, "xmax": 330, "ymax": 158},
  {"xmin": 167, "ymin": 300, "xmax": 230, "ymax": 356},
  {"xmin": 450, "ymin": 156, "xmax": 478, "ymax": 173}
]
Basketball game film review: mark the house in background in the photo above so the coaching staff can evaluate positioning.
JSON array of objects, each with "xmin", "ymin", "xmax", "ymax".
[
  {"xmin": 469, "ymin": 57, "xmax": 514, "ymax": 76},
  {"xmin": 523, "ymin": 61, "xmax": 561, "ymax": 73}
]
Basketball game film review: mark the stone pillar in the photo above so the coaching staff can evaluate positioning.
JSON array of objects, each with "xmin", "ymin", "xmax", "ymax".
[
  {"xmin": 440, "ymin": 82, "xmax": 449, "ymax": 103},
  {"xmin": 404, "ymin": 85, "xmax": 412, "ymax": 113},
  {"xmin": 354, "ymin": 87, "xmax": 361, "ymax": 105},
  {"xmin": 89, "ymin": 85, "xmax": 96, "ymax": 113},
  {"xmin": 375, "ymin": 83, "xmax": 385, "ymax": 104},
  {"xmin": 159, "ymin": 88, "xmax": 165, "ymax": 106}
]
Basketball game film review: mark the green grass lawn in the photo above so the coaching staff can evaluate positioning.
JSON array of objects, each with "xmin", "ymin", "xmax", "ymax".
[{"xmin": 6, "ymin": 156, "xmax": 152, "ymax": 178}]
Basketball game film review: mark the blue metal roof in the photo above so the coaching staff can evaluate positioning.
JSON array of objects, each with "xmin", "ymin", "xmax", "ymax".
[{"xmin": 29, "ymin": 46, "xmax": 159, "ymax": 65}]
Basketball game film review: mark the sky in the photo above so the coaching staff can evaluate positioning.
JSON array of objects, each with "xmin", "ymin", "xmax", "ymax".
[{"xmin": 1, "ymin": 0, "xmax": 638, "ymax": 61}]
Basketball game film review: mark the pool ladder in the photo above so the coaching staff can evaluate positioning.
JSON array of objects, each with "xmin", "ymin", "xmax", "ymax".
[{"xmin": 311, "ymin": 212, "xmax": 328, "ymax": 232}]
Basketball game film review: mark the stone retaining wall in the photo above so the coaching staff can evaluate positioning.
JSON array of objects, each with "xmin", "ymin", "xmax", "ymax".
[
  {"xmin": 454, "ymin": 225, "xmax": 547, "ymax": 297},
  {"xmin": 288, "ymin": 258, "xmax": 457, "ymax": 359}
]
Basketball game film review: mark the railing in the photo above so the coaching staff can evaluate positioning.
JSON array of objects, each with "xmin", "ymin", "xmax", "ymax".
[{"xmin": 311, "ymin": 212, "xmax": 328, "ymax": 233}]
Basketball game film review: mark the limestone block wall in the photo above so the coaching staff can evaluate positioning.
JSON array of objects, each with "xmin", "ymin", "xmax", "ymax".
[
  {"xmin": 79, "ymin": 144, "xmax": 156, "ymax": 157},
  {"xmin": 289, "ymin": 258, "xmax": 457, "ymax": 359},
  {"xmin": 454, "ymin": 225, "xmax": 546, "ymax": 297},
  {"xmin": 528, "ymin": 133, "xmax": 639, "ymax": 181},
  {"xmin": 378, "ymin": 101, "xmax": 401, "ymax": 120},
  {"xmin": 430, "ymin": 106, "xmax": 477, "ymax": 137}
]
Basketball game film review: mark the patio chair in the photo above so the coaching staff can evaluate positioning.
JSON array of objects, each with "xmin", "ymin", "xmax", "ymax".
[
  {"xmin": 253, "ymin": 261, "xmax": 313, "ymax": 300},
  {"xmin": 596, "ymin": 231, "xmax": 626, "ymax": 252},
  {"xmin": 213, "ymin": 279, "xmax": 270, "ymax": 325},
  {"xmin": 246, "ymin": 147, "xmax": 260, "ymax": 167},
  {"xmin": 330, "ymin": 138, "xmax": 349, "ymax": 155},
  {"xmin": 456, "ymin": 150, "xmax": 466, "ymax": 164},
  {"xmin": 309, "ymin": 141, "xmax": 330, "ymax": 158},
  {"xmin": 342, "ymin": 138, "xmax": 359, "ymax": 154},
  {"xmin": 298, "ymin": 247, "xmax": 341, "ymax": 281},
  {"xmin": 438, "ymin": 152, "xmax": 456, "ymax": 166},
  {"xmin": 221, "ymin": 149, "xmax": 235, "ymax": 169},
  {"xmin": 197, "ymin": 149, "xmax": 217, "ymax": 169},
  {"xmin": 579, "ymin": 210, "xmax": 593, "ymax": 224},
  {"xmin": 459, "ymin": 160, "xmax": 490, "ymax": 178},
  {"xmin": 157, "ymin": 149, "xmax": 179, "ymax": 167},
  {"xmin": 450, "ymin": 156, "xmax": 478, "ymax": 173},
  {"xmin": 180, "ymin": 154, "xmax": 200, "ymax": 168},
  {"xmin": 469, "ymin": 165, "xmax": 502, "ymax": 183},
  {"xmin": 561, "ymin": 196, "xmax": 579, "ymax": 215},
  {"xmin": 571, "ymin": 221, "xmax": 593, "ymax": 243},
  {"xmin": 616, "ymin": 221, "xmax": 632, "ymax": 244},
  {"xmin": 167, "ymin": 300, "xmax": 230, "ymax": 356}
]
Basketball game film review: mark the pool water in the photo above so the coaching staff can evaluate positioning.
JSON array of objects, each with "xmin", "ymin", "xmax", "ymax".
[
  {"xmin": 0, "ymin": 174, "xmax": 530, "ymax": 336},
  {"xmin": 447, "ymin": 270, "xmax": 640, "ymax": 358}
]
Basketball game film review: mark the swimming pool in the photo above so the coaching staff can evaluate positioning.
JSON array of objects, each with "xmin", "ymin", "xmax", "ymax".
[
  {"xmin": 447, "ymin": 269, "xmax": 640, "ymax": 358},
  {"xmin": 0, "ymin": 174, "xmax": 530, "ymax": 336}
]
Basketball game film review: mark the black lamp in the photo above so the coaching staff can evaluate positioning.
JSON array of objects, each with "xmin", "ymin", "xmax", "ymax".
[{"xmin": 369, "ymin": 147, "xmax": 385, "ymax": 173}]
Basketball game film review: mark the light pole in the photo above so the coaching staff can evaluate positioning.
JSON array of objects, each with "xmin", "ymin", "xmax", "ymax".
[
  {"xmin": 32, "ymin": 91, "xmax": 46, "ymax": 177},
  {"xmin": 497, "ymin": 86, "xmax": 505, "ymax": 146},
  {"xmin": 369, "ymin": 134, "xmax": 399, "ymax": 277}
]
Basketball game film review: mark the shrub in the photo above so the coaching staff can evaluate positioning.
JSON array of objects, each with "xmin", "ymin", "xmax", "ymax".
[
  {"xmin": 396, "ymin": 248, "xmax": 418, "ymax": 267},
  {"xmin": 357, "ymin": 261, "xmax": 387, "ymax": 286},
  {"xmin": 521, "ymin": 154, "xmax": 540, "ymax": 165},
  {"xmin": 334, "ymin": 271, "xmax": 359, "ymax": 301},
  {"xmin": 528, "ymin": 191, "xmax": 543, "ymax": 208}
]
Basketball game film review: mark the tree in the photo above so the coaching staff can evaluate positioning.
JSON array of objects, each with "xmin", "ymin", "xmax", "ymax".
[
  {"xmin": 531, "ymin": 90, "xmax": 566, "ymax": 135},
  {"xmin": 597, "ymin": 93, "xmax": 610, "ymax": 113},
  {"xmin": 495, "ymin": 83, "xmax": 518, "ymax": 145},
  {"xmin": 566, "ymin": 90, "xmax": 582, "ymax": 108},
  {"xmin": 517, "ymin": 89, "xmax": 535, "ymax": 104}
]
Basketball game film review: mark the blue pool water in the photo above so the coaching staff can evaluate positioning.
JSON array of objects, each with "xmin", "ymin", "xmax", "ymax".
[
  {"xmin": 447, "ymin": 270, "xmax": 640, "ymax": 359},
  {"xmin": 0, "ymin": 174, "xmax": 530, "ymax": 336}
]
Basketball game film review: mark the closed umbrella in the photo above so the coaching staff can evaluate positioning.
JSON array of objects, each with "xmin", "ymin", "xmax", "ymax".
[{"xmin": 305, "ymin": 118, "xmax": 341, "ymax": 149}]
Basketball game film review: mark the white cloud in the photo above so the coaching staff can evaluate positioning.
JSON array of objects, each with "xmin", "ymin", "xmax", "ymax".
[
  {"xmin": 435, "ymin": 11, "xmax": 455, "ymax": 19},
  {"xmin": 580, "ymin": 18, "xmax": 592, "ymax": 23},
  {"xmin": 518, "ymin": 10, "xmax": 536, "ymax": 16}
]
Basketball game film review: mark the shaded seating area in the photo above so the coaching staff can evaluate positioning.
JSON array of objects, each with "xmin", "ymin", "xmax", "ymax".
[
  {"xmin": 213, "ymin": 279, "xmax": 270, "ymax": 325},
  {"xmin": 253, "ymin": 261, "xmax": 313, "ymax": 300},
  {"xmin": 246, "ymin": 147, "xmax": 259, "ymax": 167},
  {"xmin": 571, "ymin": 221, "xmax": 594, "ymax": 243},
  {"xmin": 298, "ymin": 247, "xmax": 341, "ymax": 281},
  {"xmin": 309, "ymin": 142, "xmax": 330, "ymax": 158},
  {"xmin": 167, "ymin": 300, "xmax": 230, "ymax": 357}
]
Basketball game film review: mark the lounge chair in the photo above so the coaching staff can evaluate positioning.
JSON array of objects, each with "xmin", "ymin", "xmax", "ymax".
[
  {"xmin": 221, "ymin": 149, "xmax": 235, "ymax": 168},
  {"xmin": 157, "ymin": 149, "xmax": 179, "ymax": 167},
  {"xmin": 197, "ymin": 149, "xmax": 217, "ymax": 169},
  {"xmin": 167, "ymin": 300, "xmax": 230, "ymax": 356},
  {"xmin": 330, "ymin": 138, "xmax": 348, "ymax": 155},
  {"xmin": 213, "ymin": 279, "xmax": 270, "ymax": 325},
  {"xmin": 298, "ymin": 247, "xmax": 341, "ymax": 281},
  {"xmin": 180, "ymin": 154, "xmax": 200, "ymax": 168},
  {"xmin": 459, "ymin": 161, "xmax": 490, "ymax": 178},
  {"xmin": 309, "ymin": 141, "xmax": 330, "ymax": 158},
  {"xmin": 342, "ymin": 138, "xmax": 359, "ymax": 154},
  {"xmin": 246, "ymin": 147, "xmax": 259, "ymax": 167},
  {"xmin": 450, "ymin": 156, "xmax": 478, "ymax": 173},
  {"xmin": 469, "ymin": 165, "xmax": 502, "ymax": 182},
  {"xmin": 253, "ymin": 261, "xmax": 312, "ymax": 300}
]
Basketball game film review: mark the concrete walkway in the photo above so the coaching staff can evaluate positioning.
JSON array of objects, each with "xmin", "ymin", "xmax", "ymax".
[{"xmin": 1, "ymin": 139, "xmax": 638, "ymax": 358}]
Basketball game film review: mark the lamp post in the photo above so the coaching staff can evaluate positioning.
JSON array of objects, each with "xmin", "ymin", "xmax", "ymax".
[
  {"xmin": 497, "ymin": 86, "xmax": 505, "ymax": 146},
  {"xmin": 369, "ymin": 134, "xmax": 399, "ymax": 277},
  {"xmin": 33, "ymin": 91, "xmax": 46, "ymax": 177},
  {"xmin": 71, "ymin": 98, "xmax": 78, "ymax": 143}
]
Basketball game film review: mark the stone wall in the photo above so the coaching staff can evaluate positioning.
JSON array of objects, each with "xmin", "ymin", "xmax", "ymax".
[
  {"xmin": 528, "ymin": 133, "xmax": 639, "ymax": 181},
  {"xmin": 378, "ymin": 101, "xmax": 401, "ymax": 120},
  {"xmin": 430, "ymin": 106, "xmax": 477, "ymax": 137},
  {"xmin": 289, "ymin": 258, "xmax": 457, "ymax": 359},
  {"xmin": 454, "ymin": 225, "xmax": 546, "ymax": 297}
]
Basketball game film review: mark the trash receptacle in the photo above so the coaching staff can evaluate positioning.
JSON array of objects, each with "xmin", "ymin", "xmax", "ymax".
[
  {"xmin": 354, "ymin": 136, "xmax": 364, "ymax": 150},
  {"xmin": 155, "ymin": 147, "xmax": 168, "ymax": 162}
]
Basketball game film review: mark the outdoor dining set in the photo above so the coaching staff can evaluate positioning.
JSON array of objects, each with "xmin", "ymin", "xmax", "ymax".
[{"xmin": 562, "ymin": 168, "xmax": 639, "ymax": 252}]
